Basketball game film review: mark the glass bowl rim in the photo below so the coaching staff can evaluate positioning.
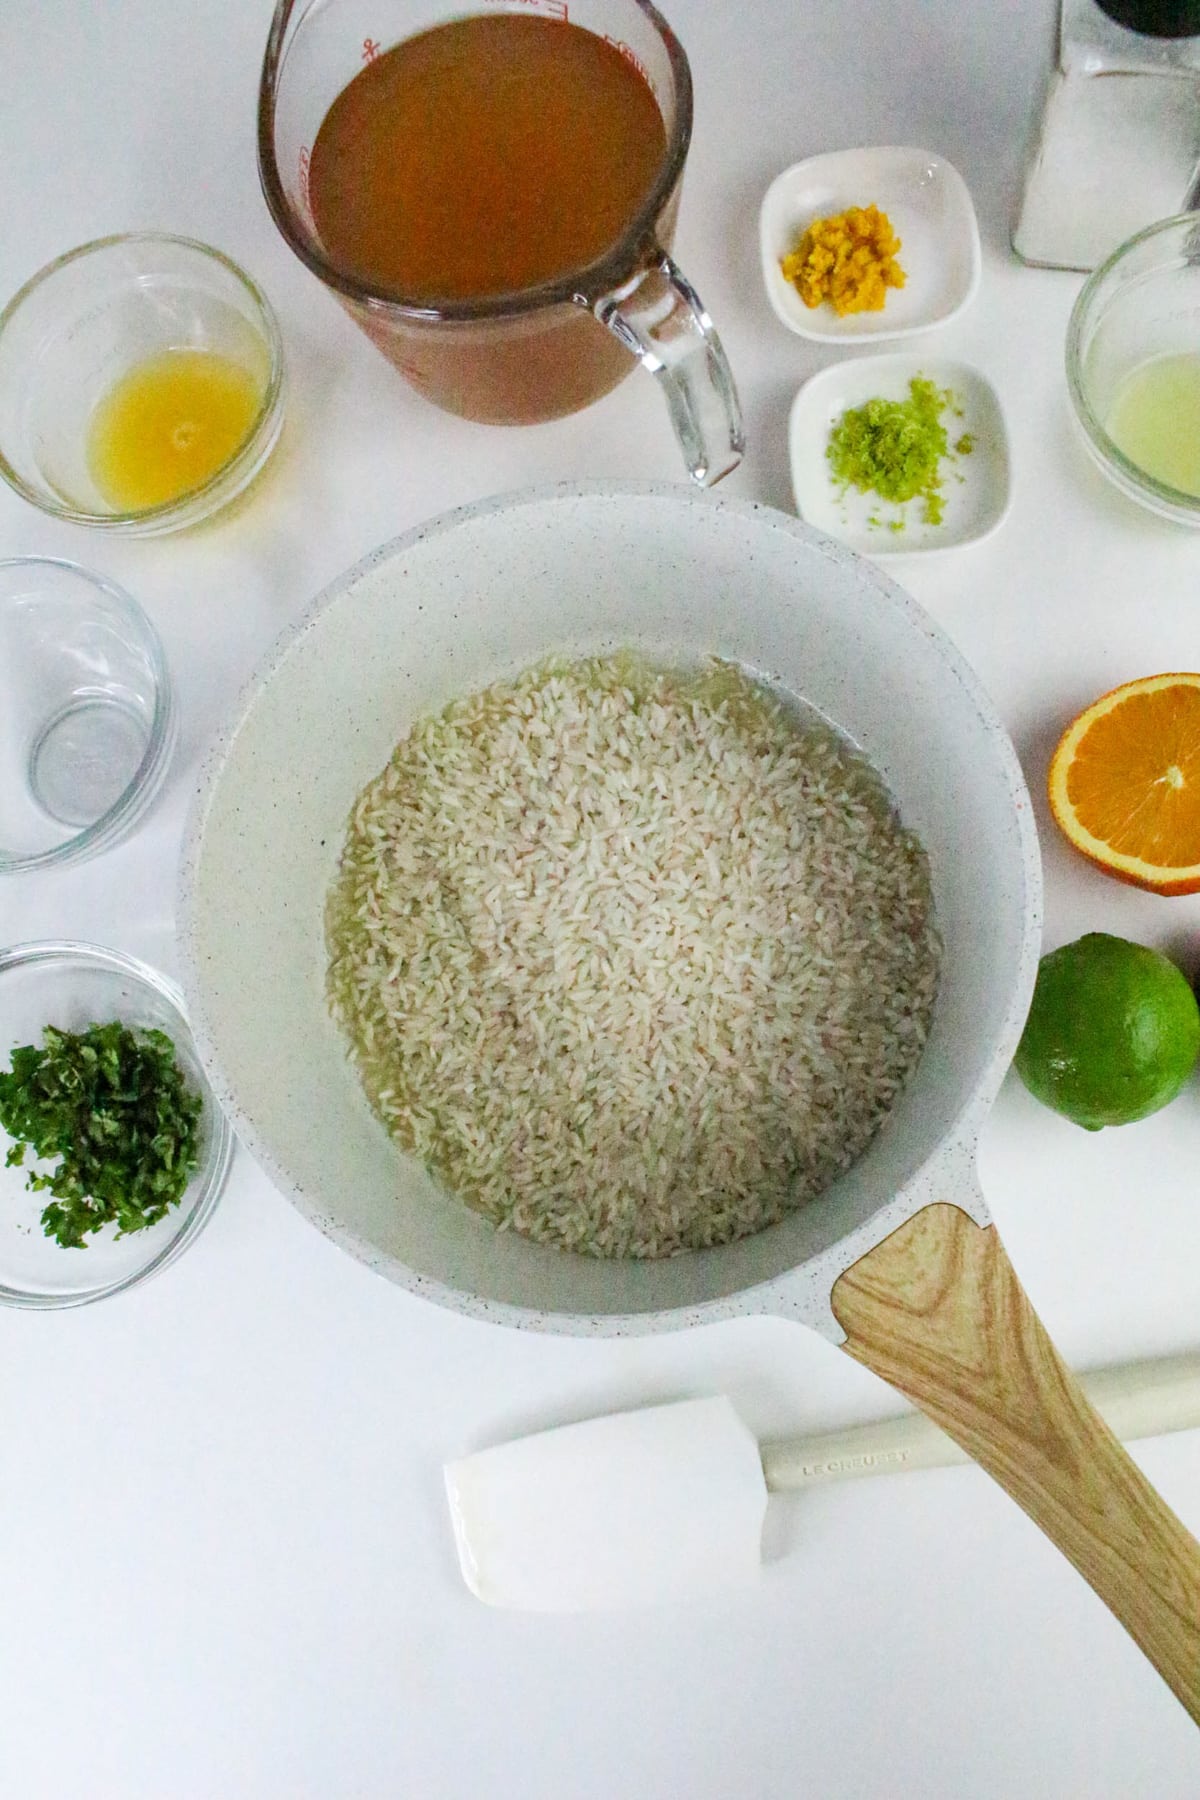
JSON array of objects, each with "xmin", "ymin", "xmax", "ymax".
[
  {"xmin": 1065, "ymin": 209, "xmax": 1200, "ymax": 519},
  {"xmin": 0, "ymin": 939, "xmax": 234, "ymax": 1308},
  {"xmin": 0, "ymin": 231, "xmax": 286, "ymax": 531},
  {"xmin": 0, "ymin": 555, "xmax": 177, "ymax": 875}
]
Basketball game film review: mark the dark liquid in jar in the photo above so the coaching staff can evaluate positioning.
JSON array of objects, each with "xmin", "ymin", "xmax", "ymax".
[{"xmin": 308, "ymin": 15, "xmax": 668, "ymax": 304}]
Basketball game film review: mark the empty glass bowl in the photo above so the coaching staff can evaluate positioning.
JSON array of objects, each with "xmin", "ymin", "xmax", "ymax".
[
  {"xmin": 1067, "ymin": 212, "xmax": 1200, "ymax": 527},
  {"xmin": 0, "ymin": 233, "xmax": 285, "ymax": 533},
  {"xmin": 0, "ymin": 558, "xmax": 176, "ymax": 873},
  {"xmin": 0, "ymin": 942, "xmax": 234, "ymax": 1307}
]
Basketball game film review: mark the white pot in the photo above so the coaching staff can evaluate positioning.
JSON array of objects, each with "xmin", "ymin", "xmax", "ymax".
[
  {"xmin": 180, "ymin": 481, "xmax": 1038, "ymax": 1336},
  {"xmin": 180, "ymin": 485, "xmax": 1200, "ymax": 1715}
]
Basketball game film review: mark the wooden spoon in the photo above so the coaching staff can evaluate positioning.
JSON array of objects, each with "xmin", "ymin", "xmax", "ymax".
[{"xmin": 833, "ymin": 1202, "xmax": 1200, "ymax": 1720}]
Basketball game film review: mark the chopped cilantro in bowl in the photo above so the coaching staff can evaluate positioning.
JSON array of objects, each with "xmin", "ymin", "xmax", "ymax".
[
  {"xmin": 0, "ymin": 1020, "xmax": 202, "ymax": 1247},
  {"xmin": 0, "ymin": 942, "xmax": 233, "ymax": 1306}
]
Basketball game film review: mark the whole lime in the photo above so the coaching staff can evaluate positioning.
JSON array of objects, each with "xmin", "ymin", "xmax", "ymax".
[{"xmin": 1014, "ymin": 932, "xmax": 1200, "ymax": 1130}]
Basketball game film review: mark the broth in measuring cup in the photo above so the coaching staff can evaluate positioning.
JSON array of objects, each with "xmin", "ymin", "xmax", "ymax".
[
  {"xmin": 260, "ymin": 0, "xmax": 742, "ymax": 471},
  {"xmin": 308, "ymin": 14, "xmax": 668, "ymax": 304}
]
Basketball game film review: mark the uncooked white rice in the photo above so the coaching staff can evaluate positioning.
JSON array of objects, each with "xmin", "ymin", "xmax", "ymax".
[{"xmin": 326, "ymin": 653, "xmax": 939, "ymax": 1259}]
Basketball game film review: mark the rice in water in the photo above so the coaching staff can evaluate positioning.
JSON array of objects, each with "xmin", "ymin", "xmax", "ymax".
[{"xmin": 326, "ymin": 654, "xmax": 939, "ymax": 1258}]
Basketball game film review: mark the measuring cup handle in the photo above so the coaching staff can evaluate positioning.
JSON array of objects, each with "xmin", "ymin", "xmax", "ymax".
[
  {"xmin": 593, "ymin": 252, "xmax": 744, "ymax": 487},
  {"xmin": 831, "ymin": 1201, "xmax": 1200, "ymax": 1722}
]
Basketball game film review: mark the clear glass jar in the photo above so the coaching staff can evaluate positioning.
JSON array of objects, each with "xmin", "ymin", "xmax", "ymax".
[{"xmin": 1014, "ymin": 0, "xmax": 1200, "ymax": 271}]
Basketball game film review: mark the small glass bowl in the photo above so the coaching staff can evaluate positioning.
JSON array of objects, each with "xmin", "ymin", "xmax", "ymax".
[
  {"xmin": 0, "ymin": 943, "xmax": 234, "ymax": 1308},
  {"xmin": 0, "ymin": 558, "xmax": 176, "ymax": 874},
  {"xmin": 1067, "ymin": 212, "xmax": 1200, "ymax": 527},
  {"xmin": 0, "ymin": 233, "xmax": 285, "ymax": 534}
]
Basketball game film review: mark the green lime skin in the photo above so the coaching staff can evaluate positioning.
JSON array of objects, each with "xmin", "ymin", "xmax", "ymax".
[{"xmin": 1014, "ymin": 932, "xmax": 1200, "ymax": 1131}]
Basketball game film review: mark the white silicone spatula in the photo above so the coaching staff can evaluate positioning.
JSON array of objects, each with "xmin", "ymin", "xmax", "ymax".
[{"xmin": 444, "ymin": 1350, "xmax": 1200, "ymax": 1611}]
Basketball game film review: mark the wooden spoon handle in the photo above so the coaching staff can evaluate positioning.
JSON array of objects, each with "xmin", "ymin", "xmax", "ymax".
[{"xmin": 831, "ymin": 1202, "xmax": 1200, "ymax": 1721}]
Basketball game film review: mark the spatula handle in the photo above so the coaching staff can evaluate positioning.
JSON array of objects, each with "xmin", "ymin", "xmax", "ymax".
[
  {"xmin": 830, "ymin": 1202, "xmax": 1200, "ymax": 1723},
  {"xmin": 760, "ymin": 1349, "xmax": 1200, "ymax": 1490}
]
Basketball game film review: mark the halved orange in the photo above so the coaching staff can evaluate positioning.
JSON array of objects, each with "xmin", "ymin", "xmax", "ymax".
[{"xmin": 1048, "ymin": 674, "xmax": 1200, "ymax": 894}]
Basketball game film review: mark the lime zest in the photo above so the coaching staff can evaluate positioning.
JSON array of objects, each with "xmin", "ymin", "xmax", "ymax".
[{"xmin": 827, "ymin": 376, "xmax": 967, "ymax": 530}]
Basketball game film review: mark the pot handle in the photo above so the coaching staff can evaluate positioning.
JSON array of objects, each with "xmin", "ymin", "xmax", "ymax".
[
  {"xmin": 592, "ymin": 251, "xmax": 744, "ymax": 488},
  {"xmin": 830, "ymin": 1201, "xmax": 1200, "ymax": 1722}
]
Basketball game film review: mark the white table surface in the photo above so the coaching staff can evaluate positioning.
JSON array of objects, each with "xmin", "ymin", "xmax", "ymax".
[{"xmin": 4, "ymin": 1, "xmax": 1200, "ymax": 1794}]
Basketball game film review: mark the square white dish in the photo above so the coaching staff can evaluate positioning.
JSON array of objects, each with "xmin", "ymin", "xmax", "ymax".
[
  {"xmin": 761, "ymin": 147, "xmax": 981, "ymax": 342},
  {"xmin": 789, "ymin": 354, "xmax": 1011, "ymax": 558}
]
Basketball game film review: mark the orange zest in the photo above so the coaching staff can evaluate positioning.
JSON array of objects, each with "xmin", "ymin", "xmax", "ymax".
[
  {"xmin": 1048, "ymin": 673, "xmax": 1200, "ymax": 895},
  {"xmin": 780, "ymin": 205, "xmax": 906, "ymax": 316}
]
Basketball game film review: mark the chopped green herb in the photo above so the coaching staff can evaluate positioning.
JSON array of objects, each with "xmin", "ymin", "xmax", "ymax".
[
  {"xmin": 954, "ymin": 432, "xmax": 975, "ymax": 456},
  {"xmin": 827, "ymin": 376, "xmax": 964, "ymax": 529},
  {"xmin": 0, "ymin": 1021, "xmax": 202, "ymax": 1248}
]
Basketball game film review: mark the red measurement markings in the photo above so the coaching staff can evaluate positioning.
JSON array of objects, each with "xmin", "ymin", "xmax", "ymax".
[
  {"xmin": 362, "ymin": 36, "xmax": 381, "ymax": 61},
  {"xmin": 603, "ymin": 34, "xmax": 649, "ymax": 82},
  {"xmin": 481, "ymin": 0, "xmax": 568, "ymax": 16}
]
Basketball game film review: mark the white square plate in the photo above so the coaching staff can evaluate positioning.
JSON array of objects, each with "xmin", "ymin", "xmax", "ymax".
[
  {"xmin": 761, "ymin": 147, "xmax": 981, "ymax": 342},
  {"xmin": 789, "ymin": 354, "xmax": 1012, "ymax": 558}
]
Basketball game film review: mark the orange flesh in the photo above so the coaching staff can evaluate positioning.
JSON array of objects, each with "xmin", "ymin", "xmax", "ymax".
[{"xmin": 1065, "ymin": 686, "xmax": 1200, "ymax": 868}]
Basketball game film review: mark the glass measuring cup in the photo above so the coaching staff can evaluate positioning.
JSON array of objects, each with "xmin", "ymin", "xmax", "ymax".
[{"xmin": 258, "ymin": 0, "xmax": 743, "ymax": 484}]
